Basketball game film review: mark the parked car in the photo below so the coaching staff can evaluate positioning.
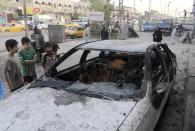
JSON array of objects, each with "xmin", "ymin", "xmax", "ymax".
[
  {"xmin": 0, "ymin": 23, "xmax": 25, "ymax": 32},
  {"xmin": 72, "ymin": 19, "xmax": 88, "ymax": 27},
  {"xmin": 34, "ymin": 20, "xmax": 53, "ymax": 30},
  {"xmin": 156, "ymin": 19, "xmax": 173, "ymax": 36},
  {"xmin": 64, "ymin": 23, "xmax": 80, "ymax": 27},
  {"xmin": 65, "ymin": 26, "xmax": 85, "ymax": 38},
  {"xmin": 143, "ymin": 22, "xmax": 155, "ymax": 32},
  {"xmin": 0, "ymin": 40, "xmax": 177, "ymax": 131}
]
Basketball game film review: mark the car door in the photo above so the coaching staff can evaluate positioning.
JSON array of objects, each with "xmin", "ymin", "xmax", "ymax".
[
  {"xmin": 10, "ymin": 24, "xmax": 18, "ymax": 32},
  {"xmin": 77, "ymin": 27, "xmax": 84, "ymax": 37},
  {"xmin": 135, "ymin": 46, "xmax": 170, "ymax": 131},
  {"xmin": 159, "ymin": 44, "xmax": 176, "ymax": 83}
]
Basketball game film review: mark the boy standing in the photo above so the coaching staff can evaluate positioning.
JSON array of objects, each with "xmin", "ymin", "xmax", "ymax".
[
  {"xmin": 19, "ymin": 37, "xmax": 37, "ymax": 84},
  {"xmin": 41, "ymin": 42, "xmax": 57, "ymax": 73},
  {"xmin": 4, "ymin": 39, "xmax": 24, "ymax": 92}
]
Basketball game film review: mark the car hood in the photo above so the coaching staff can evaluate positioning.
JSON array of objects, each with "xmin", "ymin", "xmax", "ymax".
[{"xmin": 0, "ymin": 87, "xmax": 137, "ymax": 131}]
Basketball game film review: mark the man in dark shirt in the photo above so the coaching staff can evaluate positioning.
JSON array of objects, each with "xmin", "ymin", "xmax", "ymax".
[
  {"xmin": 153, "ymin": 28, "xmax": 163, "ymax": 42},
  {"xmin": 101, "ymin": 26, "xmax": 109, "ymax": 40}
]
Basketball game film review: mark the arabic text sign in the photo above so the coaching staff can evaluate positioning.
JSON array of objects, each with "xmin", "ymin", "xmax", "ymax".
[{"xmin": 89, "ymin": 12, "xmax": 104, "ymax": 22}]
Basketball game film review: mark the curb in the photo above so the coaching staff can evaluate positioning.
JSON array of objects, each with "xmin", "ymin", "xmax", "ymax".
[{"xmin": 184, "ymin": 49, "xmax": 195, "ymax": 131}]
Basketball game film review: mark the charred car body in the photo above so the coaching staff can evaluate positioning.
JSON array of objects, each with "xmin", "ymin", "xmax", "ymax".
[{"xmin": 0, "ymin": 40, "xmax": 177, "ymax": 131}]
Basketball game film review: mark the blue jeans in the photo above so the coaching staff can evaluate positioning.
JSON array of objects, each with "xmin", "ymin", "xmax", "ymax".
[{"xmin": 0, "ymin": 81, "xmax": 4, "ymax": 99}]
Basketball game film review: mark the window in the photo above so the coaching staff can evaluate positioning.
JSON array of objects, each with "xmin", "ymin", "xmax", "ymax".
[
  {"xmin": 56, "ymin": 50, "xmax": 84, "ymax": 72},
  {"xmin": 86, "ymin": 50, "xmax": 101, "ymax": 61}
]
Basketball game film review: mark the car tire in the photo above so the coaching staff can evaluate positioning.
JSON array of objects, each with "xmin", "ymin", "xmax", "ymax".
[{"xmin": 5, "ymin": 29, "xmax": 10, "ymax": 32}]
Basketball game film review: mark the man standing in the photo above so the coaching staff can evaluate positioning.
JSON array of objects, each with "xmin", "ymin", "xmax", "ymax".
[
  {"xmin": 101, "ymin": 26, "xmax": 109, "ymax": 40},
  {"xmin": 153, "ymin": 28, "xmax": 163, "ymax": 42},
  {"xmin": 19, "ymin": 37, "xmax": 37, "ymax": 84},
  {"xmin": 171, "ymin": 27, "xmax": 177, "ymax": 44},
  {"xmin": 83, "ymin": 24, "xmax": 90, "ymax": 43},
  {"xmin": 4, "ymin": 39, "xmax": 24, "ymax": 92}
]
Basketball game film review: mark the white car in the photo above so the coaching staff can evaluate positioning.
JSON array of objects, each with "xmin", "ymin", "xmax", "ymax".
[
  {"xmin": 34, "ymin": 20, "xmax": 52, "ymax": 30},
  {"xmin": 0, "ymin": 40, "xmax": 177, "ymax": 131}
]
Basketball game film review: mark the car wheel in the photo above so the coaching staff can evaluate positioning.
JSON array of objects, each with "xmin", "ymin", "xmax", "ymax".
[
  {"xmin": 21, "ymin": 28, "xmax": 25, "ymax": 32},
  {"xmin": 5, "ymin": 29, "xmax": 10, "ymax": 32}
]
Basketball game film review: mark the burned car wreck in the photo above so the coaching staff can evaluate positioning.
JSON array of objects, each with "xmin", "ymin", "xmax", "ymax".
[{"xmin": 0, "ymin": 40, "xmax": 177, "ymax": 131}]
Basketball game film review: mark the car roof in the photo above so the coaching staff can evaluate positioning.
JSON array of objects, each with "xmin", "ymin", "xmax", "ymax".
[{"xmin": 77, "ymin": 40, "xmax": 154, "ymax": 53}]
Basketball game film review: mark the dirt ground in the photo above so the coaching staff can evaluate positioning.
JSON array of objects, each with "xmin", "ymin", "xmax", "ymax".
[
  {"xmin": 155, "ymin": 45, "xmax": 189, "ymax": 131},
  {"xmin": 155, "ymin": 88, "xmax": 186, "ymax": 131}
]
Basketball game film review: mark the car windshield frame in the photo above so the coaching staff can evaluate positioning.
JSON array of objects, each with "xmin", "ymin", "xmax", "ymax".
[{"xmin": 47, "ymin": 45, "xmax": 147, "ymax": 100}]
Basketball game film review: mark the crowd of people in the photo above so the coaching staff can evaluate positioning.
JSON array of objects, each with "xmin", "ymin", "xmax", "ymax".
[
  {"xmin": 2, "ymin": 36, "xmax": 58, "ymax": 94},
  {"xmin": 1, "ymin": 24, "xmax": 110, "ymax": 96}
]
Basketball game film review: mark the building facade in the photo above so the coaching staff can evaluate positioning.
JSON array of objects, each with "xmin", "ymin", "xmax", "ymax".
[
  {"xmin": 111, "ymin": 6, "xmax": 142, "ymax": 23},
  {"xmin": 1, "ymin": 0, "xmax": 91, "ymax": 23}
]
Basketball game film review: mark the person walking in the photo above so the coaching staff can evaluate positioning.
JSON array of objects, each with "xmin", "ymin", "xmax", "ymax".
[
  {"xmin": 83, "ymin": 24, "xmax": 90, "ymax": 43},
  {"xmin": 183, "ymin": 31, "xmax": 192, "ymax": 44},
  {"xmin": 171, "ymin": 27, "xmax": 177, "ymax": 44},
  {"xmin": 4, "ymin": 39, "xmax": 24, "ymax": 92},
  {"xmin": 19, "ymin": 37, "xmax": 37, "ymax": 84},
  {"xmin": 153, "ymin": 28, "xmax": 163, "ymax": 42},
  {"xmin": 30, "ymin": 27, "xmax": 45, "ymax": 62},
  {"xmin": 101, "ymin": 26, "xmax": 109, "ymax": 40}
]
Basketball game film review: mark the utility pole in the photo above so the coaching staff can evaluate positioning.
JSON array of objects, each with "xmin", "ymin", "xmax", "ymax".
[
  {"xmin": 167, "ymin": 1, "xmax": 171, "ymax": 18},
  {"xmin": 175, "ymin": 8, "xmax": 178, "ymax": 23},
  {"xmin": 148, "ymin": 0, "xmax": 152, "ymax": 21},
  {"xmin": 23, "ymin": 0, "xmax": 28, "ymax": 37},
  {"xmin": 118, "ymin": 0, "xmax": 124, "ymax": 40},
  {"xmin": 133, "ymin": 0, "xmax": 135, "ymax": 19},
  {"xmin": 192, "ymin": 0, "xmax": 195, "ymax": 38},
  {"xmin": 133, "ymin": 0, "xmax": 135, "ymax": 10},
  {"xmin": 119, "ymin": 0, "xmax": 124, "ymax": 24}
]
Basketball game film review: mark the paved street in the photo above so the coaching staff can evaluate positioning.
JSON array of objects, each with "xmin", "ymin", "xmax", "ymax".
[
  {"xmin": 0, "ymin": 31, "xmax": 49, "ymax": 51},
  {"xmin": 0, "ymin": 32, "xmax": 194, "ymax": 131}
]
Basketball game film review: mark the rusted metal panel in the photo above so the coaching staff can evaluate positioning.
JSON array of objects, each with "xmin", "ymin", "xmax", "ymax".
[{"xmin": 78, "ymin": 40, "xmax": 153, "ymax": 53}]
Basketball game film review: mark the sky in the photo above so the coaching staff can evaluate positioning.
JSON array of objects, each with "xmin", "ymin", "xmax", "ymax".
[
  {"xmin": 72, "ymin": 0, "xmax": 194, "ymax": 17},
  {"xmin": 114, "ymin": 0, "xmax": 193, "ymax": 17}
]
